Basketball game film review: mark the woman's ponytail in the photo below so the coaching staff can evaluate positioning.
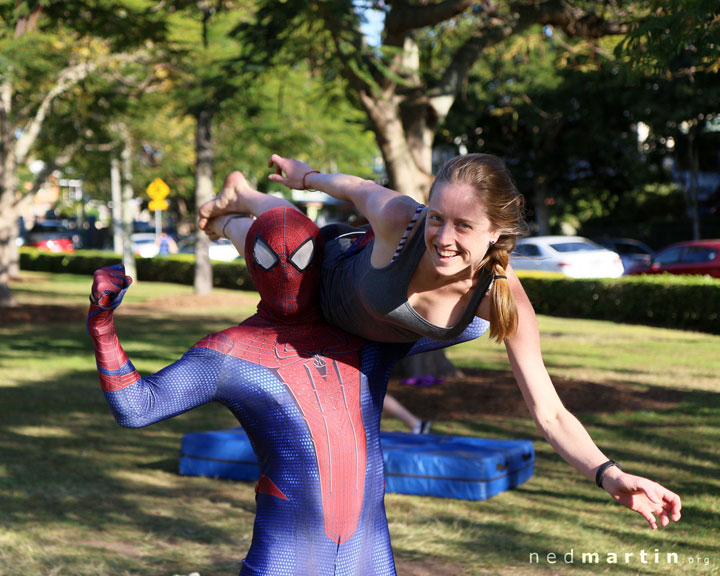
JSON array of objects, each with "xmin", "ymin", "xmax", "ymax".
[{"xmin": 485, "ymin": 246, "xmax": 518, "ymax": 343}]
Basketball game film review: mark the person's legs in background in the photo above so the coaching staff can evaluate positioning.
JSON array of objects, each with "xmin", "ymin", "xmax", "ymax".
[{"xmin": 383, "ymin": 393, "xmax": 431, "ymax": 434}]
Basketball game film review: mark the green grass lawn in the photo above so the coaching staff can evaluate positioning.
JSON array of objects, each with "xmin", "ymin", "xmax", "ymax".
[{"xmin": 1, "ymin": 272, "xmax": 718, "ymax": 575}]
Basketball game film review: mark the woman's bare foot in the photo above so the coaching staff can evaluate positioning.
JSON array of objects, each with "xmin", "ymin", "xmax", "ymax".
[
  {"xmin": 198, "ymin": 171, "xmax": 257, "ymax": 231},
  {"xmin": 198, "ymin": 171, "xmax": 300, "ymax": 233}
]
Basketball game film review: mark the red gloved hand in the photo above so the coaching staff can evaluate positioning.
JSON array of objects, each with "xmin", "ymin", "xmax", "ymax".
[{"xmin": 90, "ymin": 264, "xmax": 133, "ymax": 310}]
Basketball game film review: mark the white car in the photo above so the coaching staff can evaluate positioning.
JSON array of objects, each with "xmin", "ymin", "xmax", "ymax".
[
  {"xmin": 208, "ymin": 238, "xmax": 240, "ymax": 262},
  {"xmin": 130, "ymin": 233, "xmax": 160, "ymax": 258},
  {"xmin": 510, "ymin": 236, "xmax": 624, "ymax": 278},
  {"xmin": 178, "ymin": 237, "xmax": 240, "ymax": 262}
]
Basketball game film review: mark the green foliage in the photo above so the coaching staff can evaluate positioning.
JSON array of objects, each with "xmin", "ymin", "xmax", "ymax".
[
  {"xmin": 616, "ymin": 0, "xmax": 720, "ymax": 78},
  {"xmin": 579, "ymin": 182, "xmax": 699, "ymax": 247},
  {"xmin": 164, "ymin": 3, "xmax": 253, "ymax": 114},
  {"xmin": 231, "ymin": 0, "xmax": 386, "ymax": 100},
  {"xmin": 214, "ymin": 62, "xmax": 378, "ymax": 191},
  {"xmin": 39, "ymin": 1, "xmax": 170, "ymax": 50},
  {"xmin": 232, "ymin": 0, "xmax": 344, "ymax": 71},
  {"xmin": 519, "ymin": 272, "xmax": 720, "ymax": 334},
  {"xmin": 9, "ymin": 1, "xmax": 378, "ymax": 230},
  {"xmin": 437, "ymin": 25, "xmax": 717, "ymax": 240},
  {"xmin": 19, "ymin": 249, "xmax": 254, "ymax": 290},
  {"xmin": 1, "ymin": 0, "xmax": 182, "ymax": 212}
]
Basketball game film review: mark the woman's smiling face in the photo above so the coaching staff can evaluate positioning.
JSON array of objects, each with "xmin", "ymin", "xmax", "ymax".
[{"xmin": 424, "ymin": 181, "xmax": 500, "ymax": 278}]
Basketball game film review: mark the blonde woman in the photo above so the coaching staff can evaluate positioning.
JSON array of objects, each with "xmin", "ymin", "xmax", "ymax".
[{"xmin": 199, "ymin": 153, "xmax": 681, "ymax": 530}]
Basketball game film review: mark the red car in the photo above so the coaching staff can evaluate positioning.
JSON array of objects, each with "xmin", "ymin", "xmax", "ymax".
[
  {"xmin": 626, "ymin": 239, "xmax": 720, "ymax": 278},
  {"xmin": 25, "ymin": 220, "xmax": 77, "ymax": 253}
]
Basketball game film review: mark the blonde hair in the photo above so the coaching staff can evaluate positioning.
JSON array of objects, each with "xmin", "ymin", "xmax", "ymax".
[{"xmin": 430, "ymin": 153, "xmax": 527, "ymax": 342}]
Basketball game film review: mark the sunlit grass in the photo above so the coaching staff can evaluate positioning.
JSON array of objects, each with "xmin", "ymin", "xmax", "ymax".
[{"xmin": 447, "ymin": 315, "xmax": 720, "ymax": 391}]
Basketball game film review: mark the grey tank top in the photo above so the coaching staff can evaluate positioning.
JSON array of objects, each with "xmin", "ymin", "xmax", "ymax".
[{"xmin": 320, "ymin": 213, "xmax": 494, "ymax": 343}]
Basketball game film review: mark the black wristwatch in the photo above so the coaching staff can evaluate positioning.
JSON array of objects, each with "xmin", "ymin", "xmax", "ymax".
[{"xmin": 595, "ymin": 460, "xmax": 622, "ymax": 488}]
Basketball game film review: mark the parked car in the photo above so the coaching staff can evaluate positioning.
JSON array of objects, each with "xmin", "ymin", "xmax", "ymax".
[
  {"xmin": 25, "ymin": 220, "xmax": 77, "ymax": 253},
  {"xmin": 511, "ymin": 236, "xmax": 624, "ymax": 278},
  {"xmin": 178, "ymin": 237, "xmax": 240, "ymax": 262},
  {"xmin": 130, "ymin": 232, "xmax": 161, "ymax": 258},
  {"xmin": 626, "ymin": 239, "xmax": 720, "ymax": 278},
  {"xmin": 592, "ymin": 237, "xmax": 655, "ymax": 273}
]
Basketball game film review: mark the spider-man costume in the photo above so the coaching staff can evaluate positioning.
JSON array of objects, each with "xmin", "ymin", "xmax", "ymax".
[{"xmin": 88, "ymin": 207, "xmax": 488, "ymax": 576}]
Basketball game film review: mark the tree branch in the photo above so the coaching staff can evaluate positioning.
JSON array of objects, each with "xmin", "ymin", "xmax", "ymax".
[
  {"xmin": 538, "ymin": 0, "xmax": 629, "ymax": 38},
  {"xmin": 15, "ymin": 61, "xmax": 99, "ymax": 165},
  {"xmin": 14, "ymin": 50, "xmax": 151, "ymax": 165},
  {"xmin": 385, "ymin": 0, "xmax": 475, "ymax": 44},
  {"xmin": 317, "ymin": 3, "xmax": 387, "ymax": 98},
  {"xmin": 13, "ymin": 141, "xmax": 83, "ymax": 210},
  {"xmin": 428, "ymin": 18, "xmax": 516, "ymax": 119},
  {"xmin": 14, "ymin": 4, "xmax": 43, "ymax": 39}
]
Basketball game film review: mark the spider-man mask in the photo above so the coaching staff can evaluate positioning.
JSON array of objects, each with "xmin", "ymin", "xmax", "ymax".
[{"xmin": 245, "ymin": 207, "xmax": 322, "ymax": 318}]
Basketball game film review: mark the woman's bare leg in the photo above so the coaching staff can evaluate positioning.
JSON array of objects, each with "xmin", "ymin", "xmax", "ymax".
[{"xmin": 198, "ymin": 171, "xmax": 300, "ymax": 231}]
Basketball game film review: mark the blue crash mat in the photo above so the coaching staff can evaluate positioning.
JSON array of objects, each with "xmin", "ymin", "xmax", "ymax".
[
  {"xmin": 380, "ymin": 432, "xmax": 534, "ymax": 500},
  {"xmin": 179, "ymin": 428, "xmax": 533, "ymax": 501},
  {"xmin": 180, "ymin": 427, "xmax": 260, "ymax": 482}
]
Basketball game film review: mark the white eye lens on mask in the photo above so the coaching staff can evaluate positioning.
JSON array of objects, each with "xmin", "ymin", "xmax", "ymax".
[
  {"xmin": 289, "ymin": 238, "xmax": 315, "ymax": 271},
  {"xmin": 253, "ymin": 237, "xmax": 279, "ymax": 270}
]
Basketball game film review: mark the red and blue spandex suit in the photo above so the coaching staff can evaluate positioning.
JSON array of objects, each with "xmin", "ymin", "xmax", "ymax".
[{"xmin": 87, "ymin": 208, "xmax": 486, "ymax": 576}]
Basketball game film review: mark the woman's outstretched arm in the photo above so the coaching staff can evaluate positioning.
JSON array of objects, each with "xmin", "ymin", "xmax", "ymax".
[
  {"xmin": 268, "ymin": 154, "xmax": 418, "ymax": 242},
  {"xmin": 502, "ymin": 266, "xmax": 682, "ymax": 529}
]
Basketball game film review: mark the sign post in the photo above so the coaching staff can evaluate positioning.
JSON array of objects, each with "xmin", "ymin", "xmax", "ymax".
[{"xmin": 146, "ymin": 178, "xmax": 170, "ymax": 237}]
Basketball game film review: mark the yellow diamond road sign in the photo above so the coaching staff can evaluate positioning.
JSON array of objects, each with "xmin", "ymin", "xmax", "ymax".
[{"xmin": 146, "ymin": 178, "xmax": 170, "ymax": 201}]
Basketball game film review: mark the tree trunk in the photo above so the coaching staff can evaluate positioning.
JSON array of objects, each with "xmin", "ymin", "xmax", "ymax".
[
  {"xmin": 0, "ymin": 77, "xmax": 17, "ymax": 306},
  {"xmin": 359, "ymin": 91, "xmax": 433, "ymax": 202},
  {"xmin": 119, "ymin": 134, "xmax": 137, "ymax": 280},
  {"xmin": 110, "ymin": 157, "xmax": 123, "ymax": 253},
  {"xmin": 392, "ymin": 349, "xmax": 464, "ymax": 380},
  {"xmin": 8, "ymin": 220, "xmax": 20, "ymax": 279},
  {"xmin": 359, "ymin": 83, "xmax": 459, "ymax": 379},
  {"xmin": 194, "ymin": 108, "xmax": 214, "ymax": 295},
  {"xmin": 0, "ymin": 213, "xmax": 16, "ymax": 308}
]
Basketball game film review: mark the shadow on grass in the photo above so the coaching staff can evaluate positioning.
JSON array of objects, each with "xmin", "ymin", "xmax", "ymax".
[
  {"xmin": 391, "ymin": 517, "xmax": 703, "ymax": 575},
  {"xmin": 0, "ymin": 318, "xmax": 255, "ymax": 572},
  {"xmin": 0, "ymin": 370, "xmax": 249, "ymax": 522},
  {"xmin": 386, "ymin": 374, "xmax": 720, "ymax": 562}
]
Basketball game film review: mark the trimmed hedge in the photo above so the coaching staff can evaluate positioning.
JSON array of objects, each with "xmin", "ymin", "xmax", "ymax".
[
  {"xmin": 517, "ymin": 272, "xmax": 720, "ymax": 334},
  {"xmin": 19, "ymin": 248, "xmax": 254, "ymax": 291},
  {"xmin": 18, "ymin": 249, "xmax": 720, "ymax": 334}
]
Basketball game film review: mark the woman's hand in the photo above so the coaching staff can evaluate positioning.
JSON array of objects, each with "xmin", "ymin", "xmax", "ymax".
[
  {"xmin": 602, "ymin": 471, "xmax": 682, "ymax": 529},
  {"xmin": 268, "ymin": 154, "xmax": 315, "ymax": 190}
]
